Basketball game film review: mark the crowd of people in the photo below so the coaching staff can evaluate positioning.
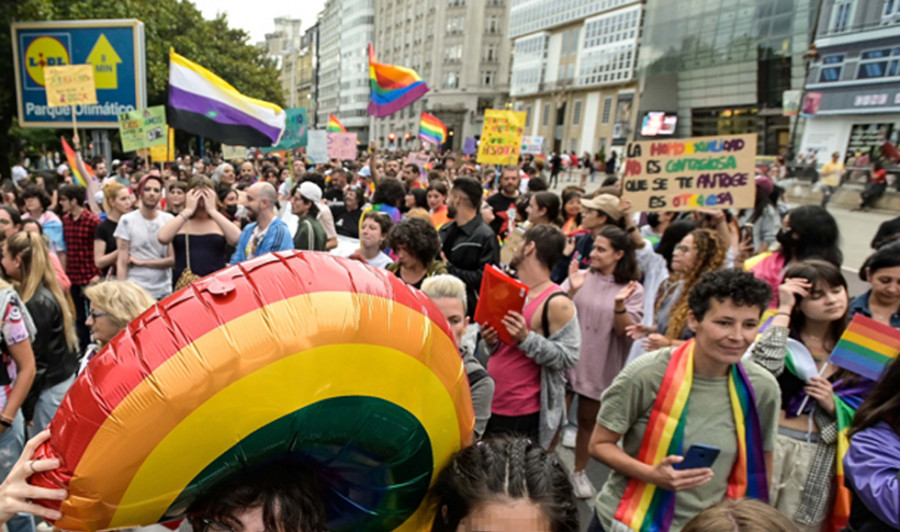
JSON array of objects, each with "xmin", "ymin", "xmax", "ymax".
[{"xmin": 0, "ymin": 140, "xmax": 898, "ymax": 532}]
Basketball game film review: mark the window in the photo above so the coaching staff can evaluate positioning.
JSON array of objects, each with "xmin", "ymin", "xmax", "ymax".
[
  {"xmin": 444, "ymin": 44, "xmax": 462, "ymax": 62},
  {"xmin": 444, "ymin": 71, "xmax": 459, "ymax": 88},
  {"xmin": 446, "ymin": 17, "xmax": 463, "ymax": 34},
  {"xmin": 819, "ymin": 54, "xmax": 844, "ymax": 82},
  {"xmin": 487, "ymin": 16, "xmax": 500, "ymax": 34},
  {"xmin": 829, "ymin": 0, "xmax": 856, "ymax": 33},
  {"xmin": 525, "ymin": 105, "xmax": 533, "ymax": 127},
  {"xmin": 601, "ymin": 97, "xmax": 612, "ymax": 124},
  {"xmin": 483, "ymin": 45, "xmax": 497, "ymax": 62},
  {"xmin": 857, "ymin": 47, "xmax": 900, "ymax": 79},
  {"xmin": 542, "ymin": 103, "xmax": 550, "ymax": 126},
  {"xmin": 572, "ymin": 100, "xmax": 582, "ymax": 125},
  {"xmin": 482, "ymin": 70, "xmax": 495, "ymax": 86}
]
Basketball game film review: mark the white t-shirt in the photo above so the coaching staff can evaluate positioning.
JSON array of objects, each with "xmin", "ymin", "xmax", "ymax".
[
  {"xmin": 113, "ymin": 210, "xmax": 174, "ymax": 299},
  {"xmin": 11, "ymin": 165, "xmax": 28, "ymax": 185}
]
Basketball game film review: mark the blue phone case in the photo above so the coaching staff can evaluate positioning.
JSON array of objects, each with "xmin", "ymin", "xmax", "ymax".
[{"xmin": 675, "ymin": 444, "xmax": 721, "ymax": 470}]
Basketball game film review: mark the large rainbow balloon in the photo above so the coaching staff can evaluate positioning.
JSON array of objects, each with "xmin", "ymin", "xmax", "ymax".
[{"xmin": 31, "ymin": 251, "xmax": 474, "ymax": 531}]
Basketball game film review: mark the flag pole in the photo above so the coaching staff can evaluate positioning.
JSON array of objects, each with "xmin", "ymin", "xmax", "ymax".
[{"xmin": 71, "ymin": 105, "xmax": 77, "ymax": 138}]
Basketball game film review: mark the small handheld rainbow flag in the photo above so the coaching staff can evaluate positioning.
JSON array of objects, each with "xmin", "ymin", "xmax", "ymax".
[
  {"xmin": 828, "ymin": 313, "xmax": 900, "ymax": 380},
  {"xmin": 61, "ymin": 136, "xmax": 93, "ymax": 188},
  {"xmin": 327, "ymin": 114, "xmax": 346, "ymax": 133},
  {"xmin": 419, "ymin": 112, "xmax": 447, "ymax": 145},
  {"xmin": 367, "ymin": 44, "xmax": 429, "ymax": 118}
]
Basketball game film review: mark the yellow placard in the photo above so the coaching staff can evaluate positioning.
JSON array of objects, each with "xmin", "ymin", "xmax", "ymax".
[
  {"xmin": 476, "ymin": 109, "xmax": 526, "ymax": 165},
  {"xmin": 43, "ymin": 64, "xmax": 98, "ymax": 107},
  {"xmin": 148, "ymin": 128, "xmax": 174, "ymax": 162},
  {"xmin": 620, "ymin": 133, "xmax": 758, "ymax": 212}
]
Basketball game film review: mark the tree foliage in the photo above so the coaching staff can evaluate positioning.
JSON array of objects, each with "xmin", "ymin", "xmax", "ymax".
[{"xmin": 0, "ymin": 0, "xmax": 284, "ymax": 173}]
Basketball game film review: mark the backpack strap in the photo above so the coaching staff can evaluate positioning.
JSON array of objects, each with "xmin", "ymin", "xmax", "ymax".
[{"xmin": 541, "ymin": 291, "xmax": 570, "ymax": 338}]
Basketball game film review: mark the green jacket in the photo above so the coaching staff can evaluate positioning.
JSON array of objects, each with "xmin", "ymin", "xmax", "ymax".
[{"xmin": 293, "ymin": 214, "xmax": 327, "ymax": 251}]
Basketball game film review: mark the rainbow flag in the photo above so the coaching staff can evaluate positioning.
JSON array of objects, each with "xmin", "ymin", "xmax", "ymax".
[
  {"xmin": 828, "ymin": 313, "xmax": 900, "ymax": 380},
  {"xmin": 327, "ymin": 114, "xmax": 346, "ymax": 133},
  {"xmin": 615, "ymin": 341, "xmax": 767, "ymax": 531},
  {"xmin": 367, "ymin": 44, "xmax": 429, "ymax": 118},
  {"xmin": 61, "ymin": 137, "xmax": 92, "ymax": 188},
  {"xmin": 419, "ymin": 112, "xmax": 447, "ymax": 145}
]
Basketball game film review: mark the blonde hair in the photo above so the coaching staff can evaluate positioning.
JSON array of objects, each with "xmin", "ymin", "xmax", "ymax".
[
  {"xmin": 102, "ymin": 180, "xmax": 126, "ymax": 213},
  {"xmin": 420, "ymin": 274, "xmax": 468, "ymax": 314},
  {"xmin": 5, "ymin": 232, "xmax": 78, "ymax": 351},
  {"xmin": 405, "ymin": 208, "xmax": 432, "ymax": 223},
  {"xmin": 84, "ymin": 280, "xmax": 156, "ymax": 335},
  {"xmin": 682, "ymin": 499, "xmax": 798, "ymax": 532}
]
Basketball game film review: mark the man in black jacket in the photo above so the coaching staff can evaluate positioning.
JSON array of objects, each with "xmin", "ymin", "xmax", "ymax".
[{"xmin": 439, "ymin": 177, "xmax": 499, "ymax": 318}]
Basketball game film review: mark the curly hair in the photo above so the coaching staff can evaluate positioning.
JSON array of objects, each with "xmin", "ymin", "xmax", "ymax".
[
  {"xmin": 430, "ymin": 438, "xmax": 579, "ymax": 532},
  {"xmin": 387, "ymin": 217, "xmax": 441, "ymax": 266},
  {"xmin": 687, "ymin": 269, "xmax": 772, "ymax": 323},
  {"xmin": 665, "ymin": 229, "xmax": 727, "ymax": 340}
]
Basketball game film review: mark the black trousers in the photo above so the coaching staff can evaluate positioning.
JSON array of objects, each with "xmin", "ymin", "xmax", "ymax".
[
  {"xmin": 71, "ymin": 283, "xmax": 90, "ymax": 351},
  {"xmin": 587, "ymin": 513, "xmax": 606, "ymax": 532},
  {"xmin": 483, "ymin": 411, "xmax": 540, "ymax": 441}
]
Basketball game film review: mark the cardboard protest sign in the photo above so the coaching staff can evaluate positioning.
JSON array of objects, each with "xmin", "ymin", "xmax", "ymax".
[
  {"xmin": 327, "ymin": 132, "xmax": 357, "ymax": 160},
  {"xmin": 221, "ymin": 145, "xmax": 249, "ymax": 160},
  {"xmin": 621, "ymin": 133, "xmax": 757, "ymax": 212},
  {"xmin": 263, "ymin": 107, "xmax": 308, "ymax": 153},
  {"xmin": 477, "ymin": 110, "xmax": 526, "ymax": 165},
  {"xmin": 406, "ymin": 152, "xmax": 429, "ymax": 171},
  {"xmin": 147, "ymin": 127, "xmax": 174, "ymax": 162},
  {"xmin": 521, "ymin": 136, "xmax": 543, "ymax": 155},
  {"xmin": 307, "ymin": 131, "xmax": 328, "ymax": 164},
  {"xmin": 118, "ymin": 106, "xmax": 166, "ymax": 152},
  {"xmin": 44, "ymin": 64, "xmax": 97, "ymax": 107}
]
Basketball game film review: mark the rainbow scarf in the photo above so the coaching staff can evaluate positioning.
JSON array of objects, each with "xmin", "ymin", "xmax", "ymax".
[
  {"xmin": 419, "ymin": 112, "xmax": 447, "ymax": 145},
  {"xmin": 827, "ymin": 383, "xmax": 869, "ymax": 532},
  {"xmin": 61, "ymin": 136, "xmax": 93, "ymax": 188},
  {"xmin": 615, "ymin": 341, "xmax": 768, "ymax": 531},
  {"xmin": 367, "ymin": 44, "xmax": 429, "ymax": 118},
  {"xmin": 327, "ymin": 114, "xmax": 346, "ymax": 133}
]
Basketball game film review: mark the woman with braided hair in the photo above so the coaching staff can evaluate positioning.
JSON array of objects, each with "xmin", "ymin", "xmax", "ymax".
[
  {"xmin": 628, "ymin": 228, "xmax": 726, "ymax": 351},
  {"xmin": 430, "ymin": 438, "xmax": 579, "ymax": 532}
]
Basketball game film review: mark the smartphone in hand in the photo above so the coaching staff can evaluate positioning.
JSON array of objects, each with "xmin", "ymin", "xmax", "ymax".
[{"xmin": 675, "ymin": 444, "xmax": 720, "ymax": 470}]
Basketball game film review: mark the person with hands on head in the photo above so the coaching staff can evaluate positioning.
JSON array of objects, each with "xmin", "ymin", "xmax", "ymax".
[
  {"xmin": 750, "ymin": 260, "xmax": 869, "ymax": 532},
  {"xmin": 563, "ymin": 224, "xmax": 644, "ymax": 499},
  {"xmin": 480, "ymin": 224, "xmax": 580, "ymax": 449},
  {"xmin": 0, "ymin": 430, "xmax": 66, "ymax": 528},
  {"xmin": 587, "ymin": 269, "xmax": 779, "ymax": 532}
]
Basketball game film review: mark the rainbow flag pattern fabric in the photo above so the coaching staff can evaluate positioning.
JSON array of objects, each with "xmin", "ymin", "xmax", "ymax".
[
  {"xmin": 367, "ymin": 44, "xmax": 429, "ymax": 118},
  {"xmin": 828, "ymin": 313, "xmax": 900, "ymax": 381},
  {"xmin": 61, "ymin": 137, "xmax": 92, "ymax": 188},
  {"xmin": 327, "ymin": 114, "xmax": 346, "ymax": 133},
  {"xmin": 419, "ymin": 112, "xmax": 447, "ymax": 145},
  {"xmin": 614, "ymin": 341, "xmax": 768, "ymax": 531}
]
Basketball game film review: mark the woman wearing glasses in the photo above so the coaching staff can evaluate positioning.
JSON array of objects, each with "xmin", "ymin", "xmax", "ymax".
[{"xmin": 80, "ymin": 280, "xmax": 156, "ymax": 373}]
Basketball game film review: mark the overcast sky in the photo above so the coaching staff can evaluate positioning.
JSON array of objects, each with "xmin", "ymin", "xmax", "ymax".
[{"xmin": 190, "ymin": 0, "xmax": 325, "ymax": 44}]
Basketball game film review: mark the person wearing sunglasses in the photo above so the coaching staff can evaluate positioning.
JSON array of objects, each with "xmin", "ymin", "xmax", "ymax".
[{"xmin": 80, "ymin": 280, "xmax": 156, "ymax": 374}]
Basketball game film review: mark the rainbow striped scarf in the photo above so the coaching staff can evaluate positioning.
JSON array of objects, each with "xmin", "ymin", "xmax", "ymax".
[{"xmin": 614, "ymin": 340, "xmax": 768, "ymax": 531}]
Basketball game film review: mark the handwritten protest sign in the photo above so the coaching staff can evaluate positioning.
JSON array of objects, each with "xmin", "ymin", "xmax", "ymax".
[
  {"xmin": 621, "ymin": 133, "xmax": 757, "ymax": 212},
  {"xmin": 521, "ymin": 136, "xmax": 544, "ymax": 155},
  {"xmin": 222, "ymin": 145, "xmax": 249, "ymax": 160},
  {"xmin": 477, "ymin": 110, "xmax": 526, "ymax": 165},
  {"xmin": 44, "ymin": 65, "xmax": 97, "ymax": 107},
  {"xmin": 307, "ymin": 131, "xmax": 328, "ymax": 164},
  {"xmin": 406, "ymin": 152, "xmax": 429, "ymax": 171},
  {"xmin": 118, "ymin": 106, "xmax": 166, "ymax": 152},
  {"xmin": 327, "ymin": 132, "xmax": 358, "ymax": 160},
  {"xmin": 263, "ymin": 107, "xmax": 308, "ymax": 153},
  {"xmin": 147, "ymin": 127, "xmax": 174, "ymax": 162}
]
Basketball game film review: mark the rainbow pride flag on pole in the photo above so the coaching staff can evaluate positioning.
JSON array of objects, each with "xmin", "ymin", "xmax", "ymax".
[
  {"xmin": 367, "ymin": 44, "xmax": 429, "ymax": 118},
  {"xmin": 327, "ymin": 114, "xmax": 346, "ymax": 133},
  {"xmin": 828, "ymin": 314, "xmax": 900, "ymax": 380},
  {"xmin": 61, "ymin": 136, "xmax": 92, "ymax": 188},
  {"xmin": 419, "ymin": 112, "xmax": 447, "ymax": 145}
]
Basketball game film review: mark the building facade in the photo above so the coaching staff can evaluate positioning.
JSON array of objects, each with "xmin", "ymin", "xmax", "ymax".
[
  {"xmin": 260, "ymin": 17, "xmax": 304, "ymax": 108},
  {"xmin": 799, "ymin": 0, "xmax": 900, "ymax": 165},
  {"xmin": 296, "ymin": 24, "xmax": 319, "ymax": 128},
  {"xmin": 316, "ymin": 0, "xmax": 375, "ymax": 141},
  {"xmin": 508, "ymin": 0, "xmax": 643, "ymax": 159},
  {"xmin": 371, "ymin": 0, "xmax": 512, "ymax": 151},
  {"xmin": 637, "ymin": 0, "xmax": 817, "ymax": 155}
]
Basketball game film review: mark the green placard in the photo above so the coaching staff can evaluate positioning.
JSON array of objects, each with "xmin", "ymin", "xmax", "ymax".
[{"xmin": 118, "ymin": 106, "xmax": 166, "ymax": 152}]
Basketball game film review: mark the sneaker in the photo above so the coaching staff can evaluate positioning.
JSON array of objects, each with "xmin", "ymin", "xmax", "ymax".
[
  {"xmin": 561, "ymin": 427, "xmax": 576, "ymax": 449},
  {"xmin": 571, "ymin": 470, "xmax": 595, "ymax": 499}
]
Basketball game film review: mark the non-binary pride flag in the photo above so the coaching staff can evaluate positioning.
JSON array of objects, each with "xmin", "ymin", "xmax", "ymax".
[
  {"xmin": 367, "ymin": 44, "xmax": 429, "ymax": 117},
  {"xmin": 327, "ymin": 114, "xmax": 346, "ymax": 133},
  {"xmin": 829, "ymin": 313, "xmax": 900, "ymax": 380},
  {"xmin": 419, "ymin": 112, "xmax": 447, "ymax": 145},
  {"xmin": 167, "ymin": 49, "xmax": 286, "ymax": 147}
]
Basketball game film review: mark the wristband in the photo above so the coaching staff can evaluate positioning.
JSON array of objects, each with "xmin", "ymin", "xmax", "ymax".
[
  {"xmin": 775, "ymin": 311, "xmax": 791, "ymax": 317},
  {"xmin": 0, "ymin": 419, "xmax": 11, "ymax": 428},
  {"xmin": 614, "ymin": 308, "xmax": 627, "ymax": 314}
]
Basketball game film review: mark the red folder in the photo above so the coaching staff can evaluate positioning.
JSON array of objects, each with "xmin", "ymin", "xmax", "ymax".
[{"xmin": 474, "ymin": 265, "xmax": 529, "ymax": 345}]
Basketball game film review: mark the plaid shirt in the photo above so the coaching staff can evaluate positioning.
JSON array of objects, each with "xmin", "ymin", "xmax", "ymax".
[{"xmin": 63, "ymin": 209, "xmax": 101, "ymax": 285}]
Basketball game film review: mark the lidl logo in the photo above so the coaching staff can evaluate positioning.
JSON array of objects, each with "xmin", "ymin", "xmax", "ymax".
[{"xmin": 25, "ymin": 36, "xmax": 70, "ymax": 87}]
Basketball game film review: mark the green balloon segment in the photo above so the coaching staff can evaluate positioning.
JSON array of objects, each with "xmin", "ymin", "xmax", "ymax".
[{"xmin": 162, "ymin": 396, "xmax": 434, "ymax": 531}]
